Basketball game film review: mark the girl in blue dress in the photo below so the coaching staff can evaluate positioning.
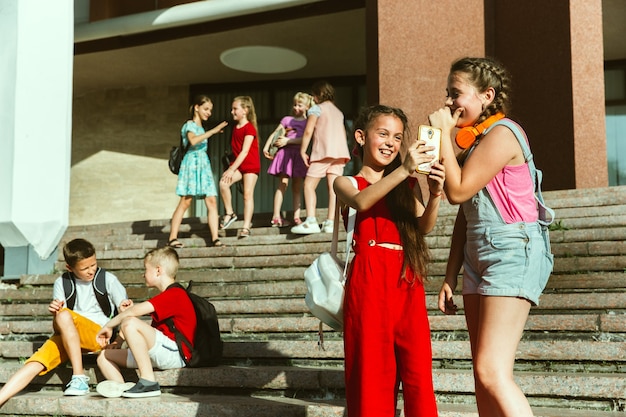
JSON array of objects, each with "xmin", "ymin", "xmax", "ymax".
[{"xmin": 168, "ymin": 95, "xmax": 228, "ymax": 248}]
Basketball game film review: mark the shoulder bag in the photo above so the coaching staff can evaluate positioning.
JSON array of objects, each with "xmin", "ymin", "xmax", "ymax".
[{"xmin": 303, "ymin": 176, "xmax": 357, "ymax": 332}]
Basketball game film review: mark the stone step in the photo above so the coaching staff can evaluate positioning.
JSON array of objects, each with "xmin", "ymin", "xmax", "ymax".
[
  {"xmin": 0, "ymin": 365, "xmax": 622, "ymax": 410},
  {"xmin": 2, "ymin": 311, "xmax": 623, "ymax": 341},
  {"xmin": 57, "ymin": 210, "xmax": 626, "ymax": 250},
  {"xmin": 78, "ymin": 229, "xmax": 626, "ymax": 260},
  {"xmin": 1, "ymin": 289, "xmax": 624, "ymax": 319},
  {"xmin": 1, "ymin": 337, "xmax": 623, "ymax": 365},
  {"xmin": 8, "ymin": 273, "xmax": 626, "ymax": 303},
  {"xmin": 15, "ymin": 271, "xmax": 626, "ymax": 296},
  {"xmin": 1, "ymin": 392, "xmax": 623, "ymax": 417},
  {"xmin": 57, "ymin": 208, "xmax": 626, "ymax": 248},
  {"xmin": 4, "ymin": 186, "xmax": 625, "ymax": 417},
  {"xmin": 0, "ymin": 313, "xmax": 621, "ymax": 347},
  {"xmin": 542, "ymin": 185, "xmax": 626, "ymax": 207},
  {"xmin": 56, "ymin": 193, "xmax": 626, "ymax": 244},
  {"xmin": 44, "ymin": 250, "xmax": 626, "ymax": 277}
]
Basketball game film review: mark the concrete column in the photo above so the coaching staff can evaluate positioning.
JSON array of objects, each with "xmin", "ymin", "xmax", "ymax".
[
  {"xmin": 0, "ymin": 0, "xmax": 73, "ymax": 277},
  {"xmin": 366, "ymin": 0, "xmax": 485, "ymax": 129},
  {"xmin": 490, "ymin": 0, "xmax": 607, "ymax": 190}
]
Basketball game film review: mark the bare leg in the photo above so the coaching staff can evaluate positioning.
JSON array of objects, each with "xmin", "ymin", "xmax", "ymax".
[
  {"xmin": 97, "ymin": 349, "xmax": 128, "ymax": 383},
  {"xmin": 55, "ymin": 309, "xmax": 85, "ymax": 376},
  {"xmin": 303, "ymin": 176, "xmax": 321, "ymax": 219},
  {"xmin": 272, "ymin": 175, "xmax": 289, "ymax": 219},
  {"xmin": 464, "ymin": 294, "xmax": 498, "ymax": 416},
  {"xmin": 325, "ymin": 173, "xmax": 338, "ymax": 221},
  {"xmin": 0, "ymin": 361, "xmax": 45, "ymax": 407},
  {"xmin": 119, "ymin": 317, "xmax": 157, "ymax": 382},
  {"xmin": 241, "ymin": 173, "xmax": 259, "ymax": 230},
  {"xmin": 219, "ymin": 174, "xmax": 235, "ymax": 217},
  {"xmin": 204, "ymin": 195, "xmax": 219, "ymax": 241},
  {"xmin": 291, "ymin": 177, "xmax": 303, "ymax": 220},
  {"xmin": 169, "ymin": 196, "xmax": 192, "ymax": 242},
  {"xmin": 465, "ymin": 294, "xmax": 534, "ymax": 417}
]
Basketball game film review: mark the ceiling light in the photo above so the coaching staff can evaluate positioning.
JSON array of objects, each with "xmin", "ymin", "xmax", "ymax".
[{"xmin": 220, "ymin": 46, "xmax": 307, "ymax": 74}]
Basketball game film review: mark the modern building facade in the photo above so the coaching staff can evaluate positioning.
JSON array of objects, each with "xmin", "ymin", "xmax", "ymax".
[{"xmin": 1, "ymin": 0, "xmax": 624, "ymax": 275}]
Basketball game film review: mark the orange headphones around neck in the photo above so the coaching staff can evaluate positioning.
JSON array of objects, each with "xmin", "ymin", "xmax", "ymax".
[{"xmin": 455, "ymin": 112, "xmax": 505, "ymax": 149}]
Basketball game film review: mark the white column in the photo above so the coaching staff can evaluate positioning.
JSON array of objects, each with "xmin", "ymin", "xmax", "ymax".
[{"xmin": 0, "ymin": 0, "xmax": 73, "ymax": 276}]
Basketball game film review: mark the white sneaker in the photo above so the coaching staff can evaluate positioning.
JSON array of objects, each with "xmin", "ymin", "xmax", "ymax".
[
  {"xmin": 64, "ymin": 375, "xmax": 90, "ymax": 396},
  {"xmin": 322, "ymin": 219, "xmax": 334, "ymax": 233},
  {"xmin": 290, "ymin": 218, "xmax": 321, "ymax": 234},
  {"xmin": 96, "ymin": 380, "xmax": 136, "ymax": 398}
]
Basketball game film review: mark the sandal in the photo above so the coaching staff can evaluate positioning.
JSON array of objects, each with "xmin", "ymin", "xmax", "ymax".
[
  {"xmin": 270, "ymin": 217, "xmax": 290, "ymax": 228},
  {"xmin": 220, "ymin": 213, "xmax": 238, "ymax": 230},
  {"xmin": 211, "ymin": 239, "xmax": 224, "ymax": 247},
  {"xmin": 167, "ymin": 239, "xmax": 184, "ymax": 248},
  {"xmin": 238, "ymin": 228, "xmax": 251, "ymax": 238},
  {"xmin": 293, "ymin": 217, "xmax": 303, "ymax": 226}
]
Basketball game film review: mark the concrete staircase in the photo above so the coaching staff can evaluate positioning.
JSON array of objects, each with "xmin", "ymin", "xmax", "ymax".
[{"xmin": 0, "ymin": 186, "xmax": 625, "ymax": 417}]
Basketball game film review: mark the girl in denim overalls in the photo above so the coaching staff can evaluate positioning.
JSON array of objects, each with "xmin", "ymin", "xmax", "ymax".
[
  {"xmin": 429, "ymin": 57, "xmax": 554, "ymax": 417},
  {"xmin": 334, "ymin": 105, "xmax": 445, "ymax": 417}
]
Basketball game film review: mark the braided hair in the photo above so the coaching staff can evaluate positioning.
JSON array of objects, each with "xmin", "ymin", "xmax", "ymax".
[{"xmin": 450, "ymin": 57, "xmax": 513, "ymax": 124}]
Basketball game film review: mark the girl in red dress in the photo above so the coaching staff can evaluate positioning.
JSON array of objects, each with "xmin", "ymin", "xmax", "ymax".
[{"xmin": 333, "ymin": 104, "xmax": 445, "ymax": 417}]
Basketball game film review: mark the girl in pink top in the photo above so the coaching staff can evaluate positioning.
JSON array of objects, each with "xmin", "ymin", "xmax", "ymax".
[
  {"xmin": 429, "ymin": 57, "xmax": 554, "ymax": 417},
  {"xmin": 291, "ymin": 81, "xmax": 350, "ymax": 235}
]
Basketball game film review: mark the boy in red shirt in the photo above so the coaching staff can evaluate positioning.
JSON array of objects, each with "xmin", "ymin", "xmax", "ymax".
[{"xmin": 95, "ymin": 247, "xmax": 196, "ymax": 398}]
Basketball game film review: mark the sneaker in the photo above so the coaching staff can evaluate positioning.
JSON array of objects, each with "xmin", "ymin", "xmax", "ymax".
[
  {"xmin": 96, "ymin": 380, "xmax": 136, "ymax": 398},
  {"xmin": 290, "ymin": 218, "xmax": 321, "ymax": 234},
  {"xmin": 64, "ymin": 375, "xmax": 90, "ymax": 396},
  {"xmin": 121, "ymin": 378, "xmax": 161, "ymax": 398},
  {"xmin": 322, "ymin": 219, "xmax": 334, "ymax": 233}
]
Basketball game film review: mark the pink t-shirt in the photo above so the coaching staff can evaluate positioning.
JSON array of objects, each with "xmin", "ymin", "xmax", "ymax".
[
  {"xmin": 485, "ymin": 121, "xmax": 538, "ymax": 224},
  {"xmin": 308, "ymin": 101, "xmax": 350, "ymax": 163}
]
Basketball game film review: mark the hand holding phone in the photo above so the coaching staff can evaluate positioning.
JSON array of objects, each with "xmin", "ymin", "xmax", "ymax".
[{"xmin": 416, "ymin": 125, "xmax": 441, "ymax": 174}]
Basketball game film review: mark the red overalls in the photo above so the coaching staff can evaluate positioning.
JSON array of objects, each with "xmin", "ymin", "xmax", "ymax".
[{"xmin": 343, "ymin": 176, "xmax": 437, "ymax": 417}]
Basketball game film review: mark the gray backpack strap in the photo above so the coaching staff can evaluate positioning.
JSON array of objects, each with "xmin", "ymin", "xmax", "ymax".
[{"xmin": 486, "ymin": 119, "xmax": 555, "ymax": 227}]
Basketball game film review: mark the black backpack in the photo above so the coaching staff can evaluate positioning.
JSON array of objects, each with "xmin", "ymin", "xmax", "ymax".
[
  {"xmin": 168, "ymin": 135, "xmax": 189, "ymax": 175},
  {"xmin": 165, "ymin": 281, "xmax": 223, "ymax": 367},
  {"xmin": 62, "ymin": 267, "xmax": 116, "ymax": 318}
]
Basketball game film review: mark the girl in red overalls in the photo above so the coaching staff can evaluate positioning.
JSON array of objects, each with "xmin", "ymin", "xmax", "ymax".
[{"xmin": 334, "ymin": 105, "xmax": 445, "ymax": 417}]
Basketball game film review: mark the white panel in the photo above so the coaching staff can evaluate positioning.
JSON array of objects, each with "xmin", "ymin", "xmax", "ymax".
[{"xmin": 0, "ymin": 0, "xmax": 73, "ymax": 259}]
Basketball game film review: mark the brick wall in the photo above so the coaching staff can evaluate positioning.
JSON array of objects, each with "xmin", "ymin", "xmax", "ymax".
[{"xmin": 70, "ymin": 85, "xmax": 189, "ymax": 225}]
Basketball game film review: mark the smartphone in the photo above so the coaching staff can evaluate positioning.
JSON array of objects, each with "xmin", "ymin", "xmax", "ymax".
[{"xmin": 416, "ymin": 125, "xmax": 441, "ymax": 174}]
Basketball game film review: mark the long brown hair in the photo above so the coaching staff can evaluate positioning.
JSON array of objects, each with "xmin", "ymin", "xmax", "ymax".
[
  {"xmin": 189, "ymin": 94, "xmax": 212, "ymax": 118},
  {"xmin": 353, "ymin": 105, "xmax": 431, "ymax": 281}
]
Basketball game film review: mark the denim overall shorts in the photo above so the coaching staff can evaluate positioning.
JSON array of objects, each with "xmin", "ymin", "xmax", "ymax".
[{"xmin": 461, "ymin": 120, "xmax": 554, "ymax": 305}]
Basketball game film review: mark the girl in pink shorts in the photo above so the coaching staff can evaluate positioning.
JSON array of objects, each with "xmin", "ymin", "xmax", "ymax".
[{"xmin": 291, "ymin": 81, "xmax": 350, "ymax": 234}]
